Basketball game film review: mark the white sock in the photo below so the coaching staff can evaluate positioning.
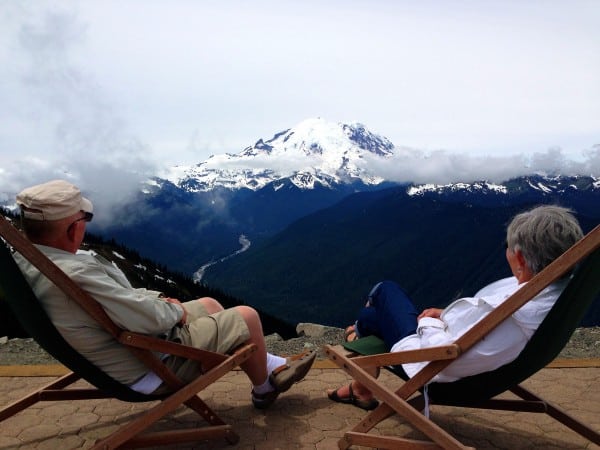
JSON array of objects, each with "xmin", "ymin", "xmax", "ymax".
[
  {"xmin": 253, "ymin": 354, "xmax": 287, "ymax": 395},
  {"xmin": 253, "ymin": 377, "xmax": 274, "ymax": 395},
  {"xmin": 266, "ymin": 353, "xmax": 286, "ymax": 374}
]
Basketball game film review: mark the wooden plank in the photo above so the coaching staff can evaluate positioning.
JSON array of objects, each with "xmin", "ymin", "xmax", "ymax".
[
  {"xmin": 0, "ymin": 357, "xmax": 598, "ymax": 377},
  {"xmin": 351, "ymin": 344, "xmax": 460, "ymax": 367},
  {"xmin": 0, "ymin": 364, "xmax": 69, "ymax": 377},
  {"xmin": 344, "ymin": 431, "xmax": 448, "ymax": 449},
  {"xmin": 545, "ymin": 359, "xmax": 600, "ymax": 368}
]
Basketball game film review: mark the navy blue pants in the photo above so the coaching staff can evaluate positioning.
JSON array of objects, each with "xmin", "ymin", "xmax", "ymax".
[{"xmin": 355, "ymin": 280, "xmax": 419, "ymax": 351}]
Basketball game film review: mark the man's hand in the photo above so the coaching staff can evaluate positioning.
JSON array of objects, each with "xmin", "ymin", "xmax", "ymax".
[
  {"xmin": 163, "ymin": 297, "xmax": 187, "ymax": 325},
  {"xmin": 418, "ymin": 308, "xmax": 443, "ymax": 321}
]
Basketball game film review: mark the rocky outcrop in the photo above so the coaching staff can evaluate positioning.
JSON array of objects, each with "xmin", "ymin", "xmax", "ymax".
[{"xmin": 264, "ymin": 323, "xmax": 345, "ymax": 358}]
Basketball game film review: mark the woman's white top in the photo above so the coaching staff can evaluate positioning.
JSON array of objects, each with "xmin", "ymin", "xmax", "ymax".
[{"xmin": 391, "ymin": 276, "xmax": 568, "ymax": 382}]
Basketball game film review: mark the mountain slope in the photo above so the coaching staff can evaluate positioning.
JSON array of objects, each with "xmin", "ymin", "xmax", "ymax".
[
  {"xmin": 203, "ymin": 182, "xmax": 600, "ymax": 327},
  {"xmin": 104, "ymin": 179, "xmax": 371, "ymax": 274}
]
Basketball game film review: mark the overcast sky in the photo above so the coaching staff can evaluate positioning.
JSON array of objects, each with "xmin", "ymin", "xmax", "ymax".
[{"xmin": 1, "ymin": 0, "xmax": 599, "ymax": 209}]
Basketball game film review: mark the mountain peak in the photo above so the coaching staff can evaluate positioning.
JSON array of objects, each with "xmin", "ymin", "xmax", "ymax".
[
  {"xmin": 164, "ymin": 118, "xmax": 395, "ymax": 192},
  {"xmin": 241, "ymin": 117, "xmax": 394, "ymax": 159}
]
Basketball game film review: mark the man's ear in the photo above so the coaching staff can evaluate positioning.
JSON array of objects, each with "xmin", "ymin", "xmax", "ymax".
[{"xmin": 65, "ymin": 223, "xmax": 77, "ymax": 242}]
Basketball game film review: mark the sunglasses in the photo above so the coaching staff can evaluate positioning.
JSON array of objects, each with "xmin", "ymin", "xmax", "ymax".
[{"xmin": 67, "ymin": 211, "xmax": 93, "ymax": 233}]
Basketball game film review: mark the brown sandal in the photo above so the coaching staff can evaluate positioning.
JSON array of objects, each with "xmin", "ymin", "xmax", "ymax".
[{"xmin": 327, "ymin": 383, "xmax": 379, "ymax": 411}]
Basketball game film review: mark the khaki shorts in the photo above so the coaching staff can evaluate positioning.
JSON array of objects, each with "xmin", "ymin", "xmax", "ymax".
[{"xmin": 155, "ymin": 301, "xmax": 250, "ymax": 393}]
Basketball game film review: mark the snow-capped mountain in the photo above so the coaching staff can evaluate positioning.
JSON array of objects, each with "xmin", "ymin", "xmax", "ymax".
[
  {"xmin": 162, "ymin": 118, "xmax": 394, "ymax": 192},
  {"xmin": 402, "ymin": 175, "xmax": 600, "ymax": 217},
  {"xmin": 407, "ymin": 175, "xmax": 600, "ymax": 196},
  {"xmin": 407, "ymin": 181, "xmax": 508, "ymax": 196},
  {"xmin": 407, "ymin": 175, "xmax": 600, "ymax": 197}
]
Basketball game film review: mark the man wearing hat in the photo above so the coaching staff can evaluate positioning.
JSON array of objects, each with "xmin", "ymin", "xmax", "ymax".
[{"xmin": 14, "ymin": 179, "xmax": 315, "ymax": 408}]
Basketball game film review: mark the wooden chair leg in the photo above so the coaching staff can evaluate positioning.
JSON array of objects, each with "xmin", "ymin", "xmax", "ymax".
[
  {"xmin": 92, "ymin": 350, "xmax": 251, "ymax": 449},
  {"xmin": 329, "ymin": 345, "xmax": 471, "ymax": 450},
  {"xmin": 116, "ymin": 426, "xmax": 239, "ymax": 448},
  {"xmin": 0, "ymin": 371, "xmax": 80, "ymax": 422},
  {"xmin": 511, "ymin": 385, "xmax": 600, "ymax": 445},
  {"xmin": 90, "ymin": 387, "xmax": 230, "ymax": 450}
]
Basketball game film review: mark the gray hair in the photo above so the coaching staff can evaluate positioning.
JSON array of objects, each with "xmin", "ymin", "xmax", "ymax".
[{"xmin": 506, "ymin": 205, "xmax": 583, "ymax": 275}]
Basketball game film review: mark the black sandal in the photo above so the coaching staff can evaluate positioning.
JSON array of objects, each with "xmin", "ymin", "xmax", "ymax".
[{"xmin": 327, "ymin": 383, "xmax": 379, "ymax": 411}]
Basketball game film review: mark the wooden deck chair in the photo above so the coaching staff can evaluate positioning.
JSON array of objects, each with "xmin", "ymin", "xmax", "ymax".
[
  {"xmin": 0, "ymin": 214, "xmax": 257, "ymax": 449},
  {"xmin": 325, "ymin": 224, "xmax": 600, "ymax": 449}
]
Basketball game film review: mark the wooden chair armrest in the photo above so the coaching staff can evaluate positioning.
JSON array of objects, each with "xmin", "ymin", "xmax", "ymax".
[
  {"xmin": 326, "ymin": 344, "xmax": 460, "ymax": 368},
  {"xmin": 119, "ymin": 332, "xmax": 228, "ymax": 370}
]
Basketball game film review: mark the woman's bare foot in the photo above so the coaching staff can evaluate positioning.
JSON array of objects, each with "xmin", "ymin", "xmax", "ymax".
[{"xmin": 344, "ymin": 325, "xmax": 358, "ymax": 342}]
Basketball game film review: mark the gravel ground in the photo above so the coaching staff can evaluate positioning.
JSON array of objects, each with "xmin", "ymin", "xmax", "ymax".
[{"xmin": 0, "ymin": 326, "xmax": 598, "ymax": 366}]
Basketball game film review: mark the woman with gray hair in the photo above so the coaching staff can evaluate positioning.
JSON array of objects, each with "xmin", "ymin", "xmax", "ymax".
[
  {"xmin": 506, "ymin": 205, "xmax": 583, "ymax": 276},
  {"xmin": 327, "ymin": 205, "xmax": 583, "ymax": 410}
]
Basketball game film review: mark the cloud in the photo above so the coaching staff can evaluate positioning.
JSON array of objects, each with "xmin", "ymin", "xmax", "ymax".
[
  {"xmin": 581, "ymin": 145, "xmax": 600, "ymax": 174},
  {"xmin": 360, "ymin": 145, "xmax": 600, "ymax": 185},
  {"xmin": 0, "ymin": 4, "xmax": 159, "ymax": 226},
  {"xmin": 26, "ymin": 12, "xmax": 157, "ymax": 169}
]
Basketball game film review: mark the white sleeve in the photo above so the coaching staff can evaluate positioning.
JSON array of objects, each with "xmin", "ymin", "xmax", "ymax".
[
  {"xmin": 437, "ymin": 318, "xmax": 527, "ymax": 382},
  {"xmin": 393, "ymin": 317, "xmax": 457, "ymax": 380},
  {"xmin": 397, "ymin": 296, "xmax": 528, "ymax": 383}
]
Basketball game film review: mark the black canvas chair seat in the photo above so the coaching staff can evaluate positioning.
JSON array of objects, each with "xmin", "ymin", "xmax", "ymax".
[{"xmin": 0, "ymin": 239, "xmax": 154, "ymax": 402}]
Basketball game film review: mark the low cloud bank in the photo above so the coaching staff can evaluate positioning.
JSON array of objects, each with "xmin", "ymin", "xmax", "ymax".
[
  {"xmin": 4, "ymin": 144, "xmax": 599, "ymax": 228},
  {"xmin": 361, "ymin": 145, "xmax": 600, "ymax": 185}
]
